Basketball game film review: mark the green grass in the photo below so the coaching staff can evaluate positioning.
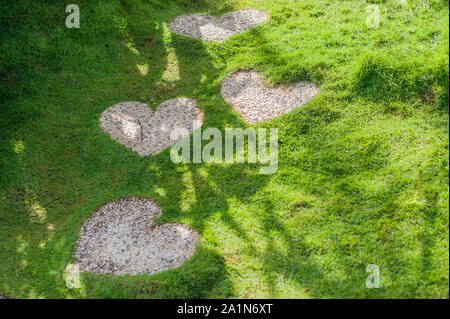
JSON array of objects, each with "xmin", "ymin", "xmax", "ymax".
[{"xmin": 0, "ymin": 0, "xmax": 448, "ymax": 298}]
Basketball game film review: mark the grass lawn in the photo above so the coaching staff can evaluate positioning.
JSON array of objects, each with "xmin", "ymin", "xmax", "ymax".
[{"xmin": 0, "ymin": 0, "xmax": 448, "ymax": 298}]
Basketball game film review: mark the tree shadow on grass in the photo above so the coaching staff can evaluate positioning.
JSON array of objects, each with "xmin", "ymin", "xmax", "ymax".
[
  {"xmin": 235, "ymin": 174, "xmax": 447, "ymax": 298},
  {"xmin": 249, "ymin": 113, "xmax": 448, "ymax": 297}
]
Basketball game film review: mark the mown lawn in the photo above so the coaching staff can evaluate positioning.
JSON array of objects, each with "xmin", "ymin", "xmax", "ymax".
[{"xmin": 0, "ymin": 0, "xmax": 448, "ymax": 298}]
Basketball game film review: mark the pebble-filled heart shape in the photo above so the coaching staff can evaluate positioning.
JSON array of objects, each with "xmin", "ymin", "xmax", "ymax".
[
  {"xmin": 75, "ymin": 197, "xmax": 199, "ymax": 275},
  {"xmin": 221, "ymin": 70, "xmax": 320, "ymax": 123},
  {"xmin": 100, "ymin": 98, "xmax": 203, "ymax": 156},
  {"xmin": 170, "ymin": 9, "xmax": 269, "ymax": 42}
]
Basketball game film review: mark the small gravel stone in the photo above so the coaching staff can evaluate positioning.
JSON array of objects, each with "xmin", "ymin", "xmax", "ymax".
[
  {"xmin": 75, "ymin": 198, "xmax": 199, "ymax": 275},
  {"xmin": 100, "ymin": 98, "xmax": 203, "ymax": 156},
  {"xmin": 221, "ymin": 70, "xmax": 320, "ymax": 123},
  {"xmin": 170, "ymin": 9, "xmax": 269, "ymax": 42}
]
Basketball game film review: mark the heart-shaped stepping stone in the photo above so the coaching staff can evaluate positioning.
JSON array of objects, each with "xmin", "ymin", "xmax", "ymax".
[
  {"xmin": 170, "ymin": 9, "xmax": 269, "ymax": 42},
  {"xmin": 75, "ymin": 197, "xmax": 199, "ymax": 275},
  {"xmin": 221, "ymin": 70, "xmax": 320, "ymax": 123},
  {"xmin": 100, "ymin": 98, "xmax": 203, "ymax": 156}
]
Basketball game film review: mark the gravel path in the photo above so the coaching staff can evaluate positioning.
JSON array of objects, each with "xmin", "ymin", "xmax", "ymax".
[
  {"xmin": 81, "ymin": 8, "xmax": 312, "ymax": 280},
  {"xmin": 75, "ymin": 198, "xmax": 199, "ymax": 275},
  {"xmin": 221, "ymin": 70, "xmax": 320, "ymax": 123},
  {"xmin": 100, "ymin": 98, "xmax": 203, "ymax": 156},
  {"xmin": 170, "ymin": 9, "xmax": 269, "ymax": 42}
]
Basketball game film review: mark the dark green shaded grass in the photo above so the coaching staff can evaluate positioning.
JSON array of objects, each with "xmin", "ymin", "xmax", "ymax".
[{"xmin": 0, "ymin": 0, "xmax": 448, "ymax": 298}]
